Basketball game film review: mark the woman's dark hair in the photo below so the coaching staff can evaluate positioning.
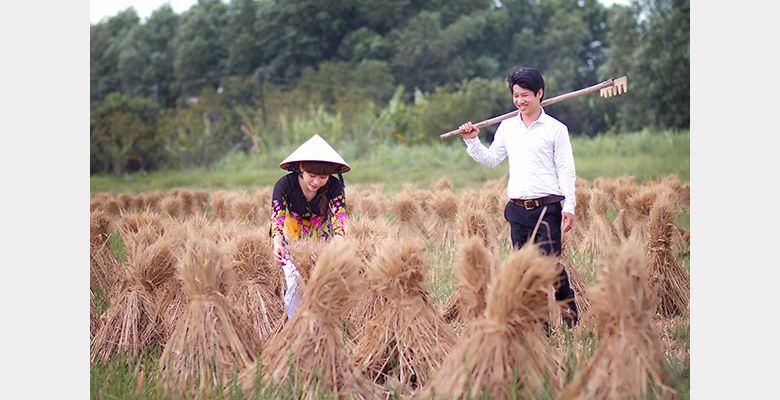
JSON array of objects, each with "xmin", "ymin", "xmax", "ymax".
[
  {"xmin": 299, "ymin": 161, "xmax": 338, "ymax": 176},
  {"xmin": 506, "ymin": 67, "xmax": 545, "ymax": 100}
]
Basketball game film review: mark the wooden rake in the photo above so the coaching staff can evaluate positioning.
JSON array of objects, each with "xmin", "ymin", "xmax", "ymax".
[{"xmin": 439, "ymin": 75, "xmax": 628, "ymax": 140}]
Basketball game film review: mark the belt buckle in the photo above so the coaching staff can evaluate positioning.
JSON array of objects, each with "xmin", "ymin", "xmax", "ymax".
[{"xmin": 523, "ymin": 199, "xmax": 537, "ymax": 210}]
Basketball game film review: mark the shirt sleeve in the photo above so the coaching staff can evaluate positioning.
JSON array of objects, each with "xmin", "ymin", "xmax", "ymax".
[
  {"xmin": 329, "ymin": 184, "xmax": 347, "ymax": 237},
  {"xmin": 270, "ymin": 177, "xmax": 288, "ymax": 238},
  {"xmin": 463, "ymin": 126, "xmax": 507, "ymax": 168},
  {"xmin": 554, "ymin": 125, "xmax": 577, "ymax": 215}
]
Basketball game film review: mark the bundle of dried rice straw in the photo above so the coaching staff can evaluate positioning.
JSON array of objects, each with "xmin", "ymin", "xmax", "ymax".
[
  {"xmin": 90, "ymin": 209, "xmax": 119, "ymax": 295},
  {"xmin": 566, "ymin": 182, "xmax": 592, "ymax": 249},
  {"xmin": 389, "ymin": 185, "xmax": 429, "ymax": 242},
  {"xmin": 239, "ymin": 239, "xmax": 381, "ymax": 398},
  {"xmin": 354, "ymin": 237, "xmax": 457, "ymax": 393},
  {"xmin": 350, "ymin": 184, "xmax": 389, "ymax": 220},
  {"xmin": 285, "ymin": 238, "xmax": 323, "ymax": 285},
  {"xmin": 90, "ymin": 290, "xmax": 100, "ymax": 340},
  {"xmin": 161, "ymin": 195, "xmax": 185, "ymax": 220},
  {"xmin": 343, "ymin": 217, "xmax": 395, "ymax": 336},
  {"xmin": 576, "ymin": 188, "xmax": 620, "ymax": 256},
  {"xmin": 155, "ymin": 215, "xmax": 224, "ymax": 340},
  {"xmin": 426, "ymin": 190, "xmax": 459, "ymax": 248},
  {"xmin": 558, "ymin": 251, "xmax": 591, "ymax": 318},
  {"xmin": 646, "ymin": 191, "xmax": 690, "ymax": 317},
  {"xmin": 91, "ymin": 226, "xmax": 176, "ymax": 362},
  {"xmin": 420, "ymin": 244, "xmax": 565, "ymax": 399},
  {"xmin": 228, "ymin": 231, "xmax": 285, "ymax": 343},
  {"xmin": 116, "ymin": 208, "xmax": 166, "ymax": 239},
  {"xmin": 441, "ymin": 237, "xmax": 497, "ymax": 326},
  {"xmin": 455, "ymin": 200, "xmax": 498, "ymax": 254},
  {"xmin": 158, "ymin": 237, "xmax": 259, "ymax": 396},
  {"xmin": 626, "ymin": 184, "xmax": 664, "ymax": 242},
  {"xmin": 559, "ymin": 239, "xmax": 676, "ymax": 400}
]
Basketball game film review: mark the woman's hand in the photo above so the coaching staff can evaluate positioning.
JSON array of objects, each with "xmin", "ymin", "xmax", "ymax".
[{"xmin": 272, "ymin": 235, "xmax": 287, "ymax": 263}]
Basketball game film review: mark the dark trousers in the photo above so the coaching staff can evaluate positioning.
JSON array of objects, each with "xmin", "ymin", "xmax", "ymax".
[{"xmin": 503, "ymin": 201, "xmax": 577, "ymax": 306}]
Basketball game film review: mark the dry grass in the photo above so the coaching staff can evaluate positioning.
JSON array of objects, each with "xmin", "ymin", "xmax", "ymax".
[
  {"xmin": 90, "ymin": 174, "xmax": 690, "ymax": 398},
  {"xmin": 576, "ymin": 189, "xmax": 620, "ymax": 256},
  {"xmin": 646, "ymin": 191, "xmax": 690, "ymax": 317},
  {"xmin": 228, "ymin": 231, "xmax": 285, "ymax": 343},
  {"xmin": 560, "ymin": 239, "xmax": 676, "ymax": 400},
  {"xmin": 441, "ymin": 237, "xmax": 497, "ymax": 326},
  {"xmin": 426, "ymin": 190, "xmax": 459, "ymax": 248},
  {"xmin": 354, "ymin": 237, "xmax": 457, "ymax": 393},
  {"xmin": 559, "ymin": 252, "xmax": 591, "ymax": 317},
  {"xmin": 90, "ymin": 210, "xmax": 119, "ymax": 294},
  {"xmin": 420, "ymin": 244, "xmax": 565, "ymax": 399},
  {"xmin": 158, "ymin": 238, "xmax": 259, "ymax": 396},
  {"xmin": 239, "ymin": 239, "xmax": 381, "ymax": 398},
  {"xmin": 91, "ymin": 230, "xmax": 177, "ymax": 362},
  {"xmin": 389, "ymin": 185, "xmax": 429, "ymax": 242},
  {"xmin": 455, "ymin": 201, "xmax": 499, "ymax": 254}
]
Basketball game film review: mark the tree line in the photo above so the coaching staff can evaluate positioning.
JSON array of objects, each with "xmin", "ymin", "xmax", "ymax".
[{"xmin": 91, "ymin": 0, "xmax": 689, "ymax": 176}]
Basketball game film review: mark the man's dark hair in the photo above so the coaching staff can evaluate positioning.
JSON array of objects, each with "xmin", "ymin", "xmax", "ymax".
[{"xmin": 506, "ymin": 67, "xmax": 545, "ymax": 100}]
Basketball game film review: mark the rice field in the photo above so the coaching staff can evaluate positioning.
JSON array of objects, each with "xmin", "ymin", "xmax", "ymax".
[{"xmin": 90, "ymin": 175, "xmax": 690, "ymax": 399}]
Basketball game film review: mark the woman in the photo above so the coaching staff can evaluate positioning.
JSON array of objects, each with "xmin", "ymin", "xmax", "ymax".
[{"xmin": 270, "ymin": 134, "xmax": 349, "ymax": 318}]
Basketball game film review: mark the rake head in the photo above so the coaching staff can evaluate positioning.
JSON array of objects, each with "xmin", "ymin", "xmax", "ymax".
[{"xmin": 599, "ymin": 76, "xmax": 628, "ymax": 98}]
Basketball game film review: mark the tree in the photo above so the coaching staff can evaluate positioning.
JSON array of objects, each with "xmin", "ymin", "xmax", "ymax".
[
  {"xmin": 172, "ymin": 0, "xmax": 229, "ymax": 97},
  {"xmin": 91, "ymin": 93, "xmax": 161, "ymax": 176},
  {"xmin": 142, "ymin": 5, "xmax": 181, "ymax": 107},
  {"xmin": 254, "ymin": 0, "xmax": 360, "ymax": 81},
  {"xmin": 600, "ymin": 0, "xmax": 689, "ymax": 131},
  {"xmin": 90, "ymin": 9, "xmax": 140, "ymax": 104},
  {"xmin": 224, "ymin": 0, "xmax": 264, "ymax": 76}
]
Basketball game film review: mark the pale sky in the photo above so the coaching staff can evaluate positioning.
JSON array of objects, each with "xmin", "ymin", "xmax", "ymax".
[
  {"xmin": 90, "ymin": 0, "xmax": 197, "ymax": 24},
  {"xmin": 91, "ymin": 0, "xmax": 631, "ymax": 25}
]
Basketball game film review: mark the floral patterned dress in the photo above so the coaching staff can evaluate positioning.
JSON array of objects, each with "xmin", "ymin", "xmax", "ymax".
[{"xmin": 270, "ymin": 172, "xmax": 347, "ymax": 243}]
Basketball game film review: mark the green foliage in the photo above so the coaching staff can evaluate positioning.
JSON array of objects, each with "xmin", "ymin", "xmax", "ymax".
[
  {"xmin": 172, "ymin": 0, "xmax": 229, "ymax": 96},
  {"xmin": 405, "ymin": 78, "xmax": 508, "ymax": 144},
  {"xmin": 90, "ymin": 0, "xmax": 689, "ymax": 175},
  {"xmin": 158, "ymin": 87, "xmax": 241, "ymax": 168},
  {"xmin": 91, "ymin": 93, "xmax": 162, "ymax": 176},
  {"xmin": 600, "ymin": 0, "xmax": 690, "ymax": 131}
]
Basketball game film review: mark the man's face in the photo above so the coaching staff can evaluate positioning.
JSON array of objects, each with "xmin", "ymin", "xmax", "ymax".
[{"xmin": 512, "ymin": 84, "xmax": 543, "ymax": 114}]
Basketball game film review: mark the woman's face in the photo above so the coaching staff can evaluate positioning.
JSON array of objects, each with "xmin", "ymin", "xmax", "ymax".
[{"xmin": 299, "ymin": 169, "xmax": 329, "ymax": 192}]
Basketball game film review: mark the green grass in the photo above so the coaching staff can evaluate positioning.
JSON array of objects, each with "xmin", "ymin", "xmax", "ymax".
[{"xmin": 91, "ymin": 130, "xmax": 689, "ymax": 195}]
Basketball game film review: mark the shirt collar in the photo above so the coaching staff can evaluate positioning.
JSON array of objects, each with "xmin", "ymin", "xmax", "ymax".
[{"xmin": 515, "ymin": 107, "xmax": 548, "ymax": 127}]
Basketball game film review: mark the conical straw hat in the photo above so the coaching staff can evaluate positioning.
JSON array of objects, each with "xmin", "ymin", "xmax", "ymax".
[{"xmin": 279, "ymin": 134, "xmax": 351, "ymax": 173}]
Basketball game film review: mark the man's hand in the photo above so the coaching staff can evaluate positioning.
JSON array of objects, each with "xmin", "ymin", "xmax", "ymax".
[
  {"xmin": 562, "ymin": 212, "xmax": 575, "ymax": 233},
  {"xmin": 459, "ymin": 121, "xmax": 480, "ymax": 139}
]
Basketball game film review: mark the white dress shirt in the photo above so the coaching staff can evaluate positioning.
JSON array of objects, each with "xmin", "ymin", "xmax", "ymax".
[{"xmin": 463, "ymin": 108, "xmax": 577, "ymax": 215}]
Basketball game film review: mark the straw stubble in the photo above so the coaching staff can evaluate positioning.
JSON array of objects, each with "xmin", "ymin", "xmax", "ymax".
[
  {"xmin": 354, "ymin": 237, "xmax": 457, "ymax": 393},
  {"xmin": 158, "ymin": 238, "xmax": 259, "ymax": 396},
  {"xmin": 240, "ymin": 239, "xmax": 381, "ymax": 398},
  {"xmin": 420, "ymin": 244, "xmax": 565, "ymax": 399}
]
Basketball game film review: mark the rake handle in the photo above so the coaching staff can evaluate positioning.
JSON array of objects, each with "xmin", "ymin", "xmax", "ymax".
[{"xmin": 439, "ymin": 77, "xmax": 622, "ymax": 140}]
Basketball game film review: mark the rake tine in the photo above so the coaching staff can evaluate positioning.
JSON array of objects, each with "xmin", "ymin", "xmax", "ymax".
[
  {"xmin": 599, "ymin": 76, "xmax": 629, "ymax": 98},
  {"xmin": 615, "ymin": 76, "xmax": 628, "ymax": 95}
]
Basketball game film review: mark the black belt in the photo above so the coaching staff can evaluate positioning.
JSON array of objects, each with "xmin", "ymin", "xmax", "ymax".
[{"xmin": 510, "ymin": 195, "xmax": 565, "ymax": 210}]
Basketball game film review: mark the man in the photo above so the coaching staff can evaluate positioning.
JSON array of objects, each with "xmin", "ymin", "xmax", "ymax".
[{"xmin": 458, "ymin": 67, "xmax": 579, "ymax": 327}]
